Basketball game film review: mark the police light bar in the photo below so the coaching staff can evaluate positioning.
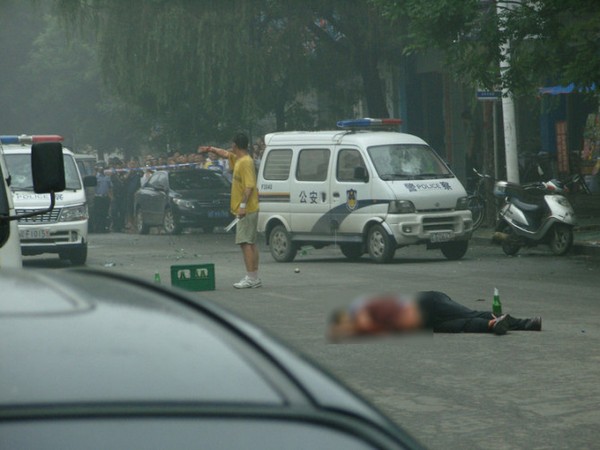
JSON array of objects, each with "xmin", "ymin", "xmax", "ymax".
[
  {"xmin": 0, "ymin": 135, "xmax": 64, "ymax": 145},
  {"xmin": 337, "ymin": 118, "xmax": 403, "ymax": 129}
]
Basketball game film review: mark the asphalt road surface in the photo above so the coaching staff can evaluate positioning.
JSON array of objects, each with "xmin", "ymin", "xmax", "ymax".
[{"xmin": 25, "ymin": 231, "xmax": 600, "ymax": 450}]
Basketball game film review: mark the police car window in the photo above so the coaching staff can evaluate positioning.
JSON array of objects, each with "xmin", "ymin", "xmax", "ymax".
[
  {"xmin": 337, "ymin": 149, "xmax": 367, "ymax": 182},
  {"xmin": 263, "ymin": 149, "xmax": 292, "ymax": 181},
  {"xmin": 367, "ymin": 144, "xmax": 452, "ymax": 180},
  {"xmin": 5, "ymin": 154, "xmax": 82, "ymax": 191},
  {"xmin": 296, "ymin": 149, "xmax": 330, "ymax": 182}
]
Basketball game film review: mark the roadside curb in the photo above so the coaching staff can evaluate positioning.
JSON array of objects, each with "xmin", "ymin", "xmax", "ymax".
[{"xmin": 470, "ymin": 234, "xmax": 600, "ymax": 257}]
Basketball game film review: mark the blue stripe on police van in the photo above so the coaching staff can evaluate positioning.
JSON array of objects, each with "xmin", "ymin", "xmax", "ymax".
[{"xmin": 310, "ymin": 199, "xmax": 390, "ymax": 234}]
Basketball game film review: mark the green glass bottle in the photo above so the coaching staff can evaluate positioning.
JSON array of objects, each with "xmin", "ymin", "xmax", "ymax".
[
  {"xmin": 154, "ymin": 272, "xmax": 161, "ymax": 284},
  {"xmin": 492, "ymin": 287, "xmax": 502, "ymax": 316}
]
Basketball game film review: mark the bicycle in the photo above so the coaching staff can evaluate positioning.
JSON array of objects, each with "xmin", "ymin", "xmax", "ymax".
[{"xmin": 467, "ymin": 168, "xmax": 493, "ymax": 230}]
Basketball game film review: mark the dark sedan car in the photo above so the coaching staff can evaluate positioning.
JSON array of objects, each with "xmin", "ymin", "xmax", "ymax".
[
  {"xmin": 134, "ymin": 169, "xmax": 232, "ymax": 234},
  {"xmin": 0, "ymin": 270, "xmax": 424, "ymax": 450}
]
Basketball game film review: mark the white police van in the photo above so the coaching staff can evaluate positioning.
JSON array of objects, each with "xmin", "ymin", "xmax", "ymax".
[
  {"xmin": 1, "ymin": 135, "xmax": 91, "ymax": 265},
  {"xmin": 257, "ymin": 119, "xmax": 473, "ymax": 263}
]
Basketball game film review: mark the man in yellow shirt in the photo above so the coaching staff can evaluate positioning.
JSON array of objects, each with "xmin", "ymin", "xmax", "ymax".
[{"xmin": 199, "ymin": 133, "xmax": 261, "ymax": 288}]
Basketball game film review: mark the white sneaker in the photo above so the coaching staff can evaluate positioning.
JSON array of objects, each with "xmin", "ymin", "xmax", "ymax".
[{"xmin": 233, "ymin": 276, "xmax": 262, "ymax": 289}]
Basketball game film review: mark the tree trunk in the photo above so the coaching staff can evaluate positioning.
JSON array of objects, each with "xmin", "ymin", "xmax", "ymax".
[
  {"xmin": 359, "ymin": 52, "xmax": 389, "ymax": 118},
  {"xmin": 275, "ymin": 99, "xmax": 286, "ymax": 131}
]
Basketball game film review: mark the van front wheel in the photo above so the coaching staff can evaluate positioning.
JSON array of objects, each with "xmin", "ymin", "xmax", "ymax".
[
  {"xmin": 367, "ymin": 225, "xmax": 395, "ymax": 263},
  {"xmin": 440, "ymin": 240, "xmax": 469, "ymax": 260},
  {"xmin": 269, "ymin": 225, "xmax": 297, "ymax": 262}
]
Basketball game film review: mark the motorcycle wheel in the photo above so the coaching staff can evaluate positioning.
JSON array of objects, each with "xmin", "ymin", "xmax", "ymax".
[
  {"xmin": 501, "ymin": 225, "xmax": 521, "ymax": 256},
  {"xmin": 549, "ymin": 223, "xmax": 573, "ymax": 256}
]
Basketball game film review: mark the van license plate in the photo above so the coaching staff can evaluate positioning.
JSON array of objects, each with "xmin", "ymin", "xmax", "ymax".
[
  {"xmin": 19, "ymin": 229, "xmax": 51, "ymax": 240},
  {"xmin": 430, "ymin": 232, "xmax": 453, "ymax": 243}
]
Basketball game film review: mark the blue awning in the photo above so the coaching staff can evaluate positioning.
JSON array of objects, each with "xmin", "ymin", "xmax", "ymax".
[{"xmin": 539, "ymin": 83, "xmax": 596, "ymax": 95}]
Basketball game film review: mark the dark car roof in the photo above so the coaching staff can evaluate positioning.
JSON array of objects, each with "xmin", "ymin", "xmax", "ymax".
[
  {"xmin": 0, "ymin": 270, "xmax": 283, "ymax": 406},
  {"xmin": 0, "ymin": 270, "xmax": 423, "ymax": 449}
]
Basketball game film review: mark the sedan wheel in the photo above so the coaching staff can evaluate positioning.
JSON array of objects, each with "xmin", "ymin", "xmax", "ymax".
[
  {"xmin": 163, "ymin": 209, "xmax": 181, "ymax": 235},
  {"xmin": 136, "ymin": 208, "xmax": 149, "ymax": 235}
]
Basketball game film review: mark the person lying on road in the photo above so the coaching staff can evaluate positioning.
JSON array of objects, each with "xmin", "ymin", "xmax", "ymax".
[{"xmin": 328, "ymin": 291, "xmax": 541, "ymax": 341}]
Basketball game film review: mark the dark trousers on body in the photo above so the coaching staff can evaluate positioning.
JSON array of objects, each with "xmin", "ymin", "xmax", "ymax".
[
  {"xmin": 418, "ymin": 291, "xmax": 531, "ymax": 333},
  {"xmin": 93, "ymin": 196, "xmax": 110, "ymax": 232}
]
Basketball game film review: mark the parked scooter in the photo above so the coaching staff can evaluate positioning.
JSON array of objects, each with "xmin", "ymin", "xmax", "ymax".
[{"xmin": 492, "ymin": 180, "xmax": 576, "ymax": 256}]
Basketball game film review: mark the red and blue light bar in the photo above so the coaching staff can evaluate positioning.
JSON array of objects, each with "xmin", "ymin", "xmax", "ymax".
[
  {"xmin": 337, "ymin": 118, "xmax": 403, "ymax": 129},
  {"xmin": 0, "ymin": 135, "xmax": 64, "ymax": 145}
]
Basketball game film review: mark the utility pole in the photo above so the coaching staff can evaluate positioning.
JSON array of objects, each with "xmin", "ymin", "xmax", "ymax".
[{"xmin": 497, "ymin": 0, "xmax": 520, "ymax": 184}]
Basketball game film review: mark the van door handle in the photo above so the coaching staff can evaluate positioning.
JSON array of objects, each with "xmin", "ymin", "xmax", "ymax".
[{"xmin": 333, "ymin": 192, "xmax": 340, "ymax": 198}]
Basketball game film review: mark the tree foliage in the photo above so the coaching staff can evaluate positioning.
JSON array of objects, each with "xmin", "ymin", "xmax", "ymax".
[
  {"xmin": 377, "ymin": 0, "xmax": 600, "ymax": 95},
  {"xmin": 0, "ymin": 0, "xmax": 149, "ymax": 155},
  {"xmin": 54, "ymin": 0, "xmax": 406, "ymax": 146}
]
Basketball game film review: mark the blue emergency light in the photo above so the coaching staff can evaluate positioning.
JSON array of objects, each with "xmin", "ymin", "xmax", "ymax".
[
  {"xmin": 337, "ymin": 118, "xmax": 403, "ymax": 129},
  {"xmin": 0, "ymin": 135, "xmax": 64, "ymax": 145}
]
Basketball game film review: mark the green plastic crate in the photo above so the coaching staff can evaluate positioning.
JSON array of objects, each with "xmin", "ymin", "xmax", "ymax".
[{"xmin": 170, "ymin": 264, "xmax": 215, "ymax": 291}]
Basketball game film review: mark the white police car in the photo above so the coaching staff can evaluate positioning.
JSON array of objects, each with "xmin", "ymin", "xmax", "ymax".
[
  {"xmin": 257, "ymin": 119, "xmax": 473, "ymax": 263},
  {"xmin": 1, "ymin": 135, "xmax": 94, "ymax": 265}
]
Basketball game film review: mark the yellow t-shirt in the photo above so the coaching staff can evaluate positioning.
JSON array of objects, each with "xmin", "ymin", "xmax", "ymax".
[{"xmin": 228, "ymin": 153, "xmax": 259, "ymax": 214}]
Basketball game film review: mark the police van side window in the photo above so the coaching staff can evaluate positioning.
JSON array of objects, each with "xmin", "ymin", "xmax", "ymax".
[
  {"xmin": 296, "ymin": 149, "xmax": 330, "ymax": 182},
  {"xmin": 263, "ymin": 149, "xmax": 292, "ymax": 181},
  {"xmin": 337, "ymin": 149, "xmax": 367, "ymax": 182}
]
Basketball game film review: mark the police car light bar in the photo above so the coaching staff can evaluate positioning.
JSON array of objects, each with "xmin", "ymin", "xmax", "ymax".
[
  {"xmin": 336, "ymin": 118, "xmax": 403, "ymax": 129},
  {"xmin": 0, "ymin": 135, "xmax": 64, "ymax": 145}
]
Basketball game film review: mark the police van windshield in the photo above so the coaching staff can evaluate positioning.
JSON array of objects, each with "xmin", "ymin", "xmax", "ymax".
[
  {"xmin": 367, "ymin": 144, "xmax": 453, "ymax": 180},
  {"xmin": 5, "ymin": 153, "xmax": 82, "ymax": 191}
]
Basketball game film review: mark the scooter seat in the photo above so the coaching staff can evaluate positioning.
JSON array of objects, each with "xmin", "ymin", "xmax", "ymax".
[{"xmin": 509, "ymin": 197, "xmax": 543, "ymax": 213}]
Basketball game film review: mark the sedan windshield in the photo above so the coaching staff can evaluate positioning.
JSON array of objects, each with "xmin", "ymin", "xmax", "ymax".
[
  {"xmin": 367, "ymin": 144, "xmax": 452, "ymax": 180},
  {"xmin": 169, "ymin": 171, "xmax": 230, "ymax": 191},
  {"xmin": 5, "ymin": 153, "xmax": 82, "ymax": 191}
]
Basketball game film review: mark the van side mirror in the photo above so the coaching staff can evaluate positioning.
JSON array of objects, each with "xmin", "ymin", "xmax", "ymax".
[
  {"xmin": 83, "ymin": 175, "xmax": 97, "ymax": 188},
  {"xmin": 32, "ymin": 142, "xmax": 66, "ymax": 193},
  {"xmin": 354, "ymin": 166, "xmax": 369, "ymax": 182},
  {"xmin": 0, "ymin": 142, "xmax": 66, "ymax": 223}
]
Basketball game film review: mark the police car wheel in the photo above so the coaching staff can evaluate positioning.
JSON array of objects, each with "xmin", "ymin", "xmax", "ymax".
[
  {"xmin": 367, "ymin": 225, "xmax": 395, "ymax": 263},
  {"xmin": 269, "ymin": 225, "xmax": 297, "ymax": 262},
  {"xmin": 440, "ymin": 240, "xmax": 469, "ymax": 260},
  {"xmin": 59, "ymin": 245, "xmax": 88, "ymax": 266},
  {"xmin": 340, "ymin": 243, "xmax": 364, "ymax": 261}
]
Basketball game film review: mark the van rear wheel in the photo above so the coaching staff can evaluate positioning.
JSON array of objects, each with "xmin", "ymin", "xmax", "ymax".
[
  {"xmin": 340, "ymin": 243, "xmax": 364, "ymax": 261},
  {"xmin": 269, "ymin": 225, "xmax": 297, "ymax": 262},
  {"xmin": 367, "ymin": 225, "xmax": 395, "ymax": 263}
]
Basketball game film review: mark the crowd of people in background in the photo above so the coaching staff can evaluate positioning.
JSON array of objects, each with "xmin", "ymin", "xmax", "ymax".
[{"xmin": 89, "ymin": 138, "xmax": 266, "ymax": 233}]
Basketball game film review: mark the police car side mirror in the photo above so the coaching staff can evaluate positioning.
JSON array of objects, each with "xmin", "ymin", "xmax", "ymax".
[
  {"xmin": 32, "ymin": 142, "xmax": 66, "ymax": 194},
  {"xmin": 1, "ymin": 143, "xmax": 66, "ymax": 222},
  {"xmin": 354, "ymin": 167, "xmax": 369, "ymax": 182},
  {"xmin": 83, "ymin": 175, "xmax": 97, "ymax": 188}
]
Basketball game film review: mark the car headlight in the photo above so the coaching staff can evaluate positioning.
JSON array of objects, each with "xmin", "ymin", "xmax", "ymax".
[
  {"xmin": 388, "ymin": 200, "xmax": 415, "ymax": 214},
  {"xmin": 173, "ymin": 198, "xmax": 194, "ymax": 209},
  {"xmin": 59, "ymin": 204, "xmax": 88, "ymax": 222},
  {"xmin": 456, "ymin": 197, "xmax": 469, "ymax": 210}
]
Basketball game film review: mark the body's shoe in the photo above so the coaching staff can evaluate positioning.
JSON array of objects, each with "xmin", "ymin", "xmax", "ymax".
[
  {"xmin": 492, "ymin": 314, "xmax": 511, "ymax": 335},
  {"xmin": 233, "ymin": 276, "xmax": 262, "ymax": 289},
  {"xmin": 524, "ymin": 316, "xmax": 542, "ymax": 331}
]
